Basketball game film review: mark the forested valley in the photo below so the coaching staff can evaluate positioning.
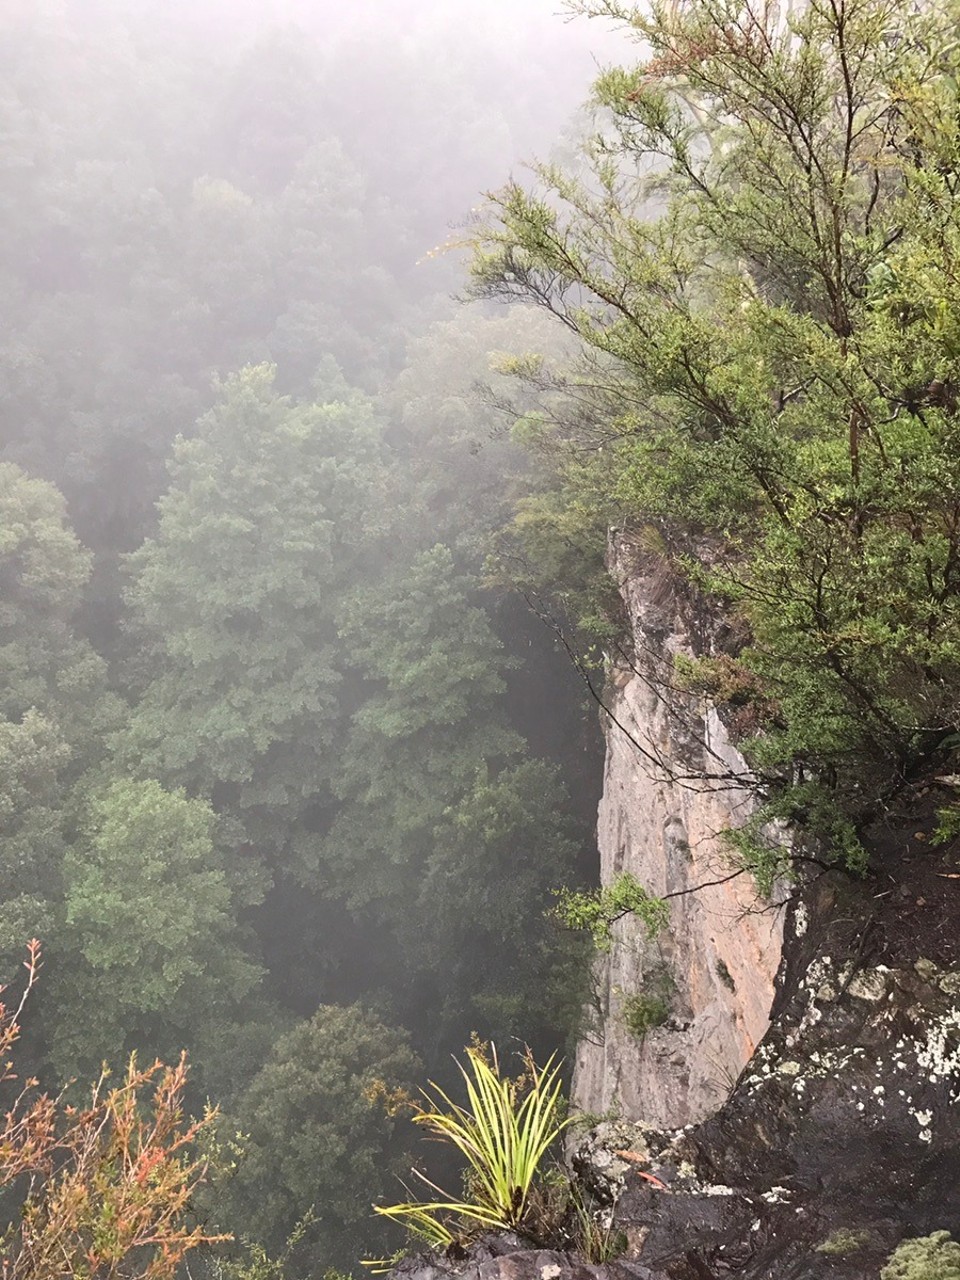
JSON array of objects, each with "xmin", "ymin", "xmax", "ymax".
[
  {"xmin": 0, "ymin": 2, "xmax": 624, "ymax": 1271},
  {"xmin": 12, "ymin": 0, "xmax": 960, "ymax": 1272}
]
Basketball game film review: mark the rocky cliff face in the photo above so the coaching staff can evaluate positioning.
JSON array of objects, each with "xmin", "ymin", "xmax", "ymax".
[
  {"xmin": 566, "ymin": 536, "xmax": 960, "ymax": 1278},
  {"xmin": 389, "ymin": 538, "xmax": 960, "ymax": 1280},
  {"xmin": 572, "ymin": 534, "xmax": 784, "ymax": 1128},
  {"xmin": 572, "ymin": 822, "xmax": 960, "ymax": 1279}
]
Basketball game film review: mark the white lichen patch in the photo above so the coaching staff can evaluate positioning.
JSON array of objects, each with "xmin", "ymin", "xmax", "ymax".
[
  {"xmin": 742, "ymin": 948, "xmax": 960, "ymax": 1134},
  {"xmin": 794, "ymin": 903, "xmax": 808, "ymax": 938},
  {"xmin": 846, "ymin": 967, "xmax": 890, "ymax": 1002},
  {"xmin": 809, "ymin": 1046, "xmax": 867, "ymax": 1077},
  {"xmin": 907, "ymin": 1104, "xmax": 935, "ymax": 1144},
  {"xmin": 742, "ymin": 1042, "xmax": 779, "ymax": 1092},
  {"xmin": 743, "ymin": 1039, "xmax": 867, "ymax": 1096},
  {"xmin": 914, "ymin": 1007, "xmax": 960, "ymax": 1103},
  {"xmin": 803, "ymin": 956, "xmax": 834, "ymax": 990},
  {"xmin": 760, "ymin": 1186, "xmax": 791, "ymax": 1204}
]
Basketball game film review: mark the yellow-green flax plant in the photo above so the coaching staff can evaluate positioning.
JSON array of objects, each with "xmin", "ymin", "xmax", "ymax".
[{"xmin": 373, "ymin": 1044, "xmax": 572, "ymax": 1246}]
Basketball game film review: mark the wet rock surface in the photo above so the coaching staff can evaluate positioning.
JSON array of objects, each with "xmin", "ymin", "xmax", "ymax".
[
  {"xmin": 390, "ymin": 541, "xmax": 960, "ymax": 1280},
  {"xmin": 389, "ymin": 1236, "xmax": 663, "ymax": 1280},
  {"xmin": 569, "ymin": 1120, "xmax": 662, "ymax": 1205},
  {"xmin": 392, "ymin": 810, "xmax": 960, "ymax": 1280},
  {"xmin": 566, "ymin": 536, "xmax": 960, "ymax": 1277},
  {"xmin": 573, "ymin": 537, "xmax": 784, "ymax": 1128},
  {"xmin": 588, "ymin": 807, "xmax": 960, "ymax": 1278}
]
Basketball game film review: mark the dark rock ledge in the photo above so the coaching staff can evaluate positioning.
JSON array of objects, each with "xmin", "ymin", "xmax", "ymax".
[{"xmin": 390, "ymin": 1234, "xmax": 661, "ymax": 1280}]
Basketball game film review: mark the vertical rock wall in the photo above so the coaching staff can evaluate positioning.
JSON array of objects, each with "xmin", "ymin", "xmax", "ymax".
[{"xmin": 571, "ymin": 536, "xmax": 784, "ymax": 1127}]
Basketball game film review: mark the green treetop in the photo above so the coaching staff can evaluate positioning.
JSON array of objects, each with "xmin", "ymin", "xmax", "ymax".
[
  {"xmin": 308, "ymin": 547, "xmax": 588, "ymax": 1051},
  {"xmin": 122, "ymin": 364, "xmax": 386, "ymax": 874},
  {"xmin": 469, "ymin": 0, "xmax": 960, "ymax": 861},
  {"xmin": 0, "ymin": 465, "xmax": 123, "ymax": 993},
  {"xmin": 0, "ymin": 710, "xmax": 70, "ymax": 969},
  {"xmin": 416, "ymin": 758, "xmax": 591, "ymax": 1050},
  {"xmin": 49, "ymin": 777, "xmax": 263, "ymax": 1084},
  {"xmin": 213, "ymin": 1004, "xmax": 420, "ymax": 1271},
  {"xmin": 0, "ymin": 463, "xmax": 121, "ymax": 764},
  {"xmin": 311, "ymin": 544, "xmax": 523, "ymax": 909}
]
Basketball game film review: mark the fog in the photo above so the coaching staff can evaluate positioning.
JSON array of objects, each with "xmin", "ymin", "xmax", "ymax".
[{"xmin": 0, "ymin": 0, "xmax": 625, "ymax": 1269}]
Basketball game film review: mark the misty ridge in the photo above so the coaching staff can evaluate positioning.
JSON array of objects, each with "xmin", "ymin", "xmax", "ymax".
[{"xmin": 0, "ymin": 0, "xmax": 629, "ymax": 1273}]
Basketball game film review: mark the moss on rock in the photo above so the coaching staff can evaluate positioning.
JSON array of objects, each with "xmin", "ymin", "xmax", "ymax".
[{"xmin": 881, "ymin": 1231, "xmax": 960, "ymax": 1280}]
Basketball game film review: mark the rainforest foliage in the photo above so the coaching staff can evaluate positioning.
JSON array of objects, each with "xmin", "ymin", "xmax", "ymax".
[
  {"xmin": 473, "ymin": 0, "xmax": 960, "ymax": 875},
  {"xmin": 0, "ymin": 2, "xmax": 603, "ymax": 1271},
  {"xmin": 6, "ymin": 0, "xmax": 960, "ymax": 1272}
]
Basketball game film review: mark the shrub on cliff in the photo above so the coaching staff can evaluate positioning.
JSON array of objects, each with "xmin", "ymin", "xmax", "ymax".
[
  {"xmin": 0, "ymin": 943, "xmax": 224, "ymax": 1280},
  {"xmin": 469, "ymin": 0, "xmax": 960, "ymax": 867},
  {"xmin": 375, "ymin": 1044, "xmax": 571, "ymax": 1249},
  {"xmin": 553, "ymin": 873, "xmax": 668, "ymax": 951}
]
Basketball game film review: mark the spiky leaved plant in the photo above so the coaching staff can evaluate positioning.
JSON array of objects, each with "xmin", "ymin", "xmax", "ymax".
[{"xmin": 373, "ymin": 1044, "xmax": 571, "ymax": 1248}]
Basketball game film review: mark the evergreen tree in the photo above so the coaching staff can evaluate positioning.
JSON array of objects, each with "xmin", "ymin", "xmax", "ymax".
[
  {"xmin": 313, "ymin": 545, "xmax": 523, "ymax": 911},
  {"xmin": 313, "ymin": 548, "xmax": 588, "ymax": 1053},
  {"xmin": 123, "ymin": 364, "xmax": 386, "ymax": 886},
  {"xmin": 0, "ymin": 463, "xmax": 121, "ymax": 763},
  {"xmin": 416, "ymin": 759, "xmax": 589, "ymax": 1052},
  {"xmin": 469, "ymin": 0, "xmax": 960, "ymax": 862},
  {"xmin": 0, "ymin": 464, "xmax": 121, "ymax": 998},
  {"xmin": 49, "ymin": 778, "xmax": 263, "ymax": 1084},
  {"xmin": 0, "ymin": 711, "xmax": 69, "ymax": 971},
  {"xmin": 214, "ymin": 1005, "xmax": 419, "ymax": 1270}
]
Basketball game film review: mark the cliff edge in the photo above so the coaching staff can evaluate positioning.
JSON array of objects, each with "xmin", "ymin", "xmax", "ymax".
[
  {"xmin": 572, "ymin": 532, "xmax": 784, "ymax": 1128},
  {"xmin": 571, "ymin": 536, "xmax": 960, "ymax": 1277},
  {"xmin": 390, "ymin": 536, "xmax": 960, "ymax": 1279}
]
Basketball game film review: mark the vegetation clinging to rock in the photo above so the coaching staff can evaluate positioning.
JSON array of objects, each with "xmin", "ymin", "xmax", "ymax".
[
  {"xmin": 881, "ymin": 1231, "xmax": 960, "ymax": 1280},
  {"xmin": 374, "ymin": 1044, "xmax": 571, "ymax": 1247},
  {"xmin": 471, "ymin": 0, "xmax": 960, "ymax": 869}
]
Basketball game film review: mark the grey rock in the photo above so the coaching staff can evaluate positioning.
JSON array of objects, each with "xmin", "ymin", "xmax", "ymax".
[
  {"xmin": 389, "ymin": 1239, "xmax": 664, "ymax": 1280},
  {"xmin": 572, "ymin": 536, "xmax": 785, "ymax": 1131}
]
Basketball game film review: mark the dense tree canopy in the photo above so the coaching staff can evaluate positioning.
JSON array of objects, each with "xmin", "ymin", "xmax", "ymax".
[
  {"xmin": 50, "ymin": 779, "xmax": 263, "ymax": 1081},
  {"xmin": 0, "ymin": 711, "xmax": 68, "ymax": 967},
  {"xmin": 0, "ymin": 464, "xmax": 120, "ymax": 759},
  {"xmin": 121, "ymin": 365, "xmax": 387, "ymax": 890},
  {"xmin": 318, "ymin": 546, "xmax": 522, "ymax": 905},
  {"xmin": 0, "ymin": 2, "xmax": 605, "ymax": 1269},
  {"xmin": 214, "ymin": 1005, "xmax": 421, "ymax": 1270}
]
